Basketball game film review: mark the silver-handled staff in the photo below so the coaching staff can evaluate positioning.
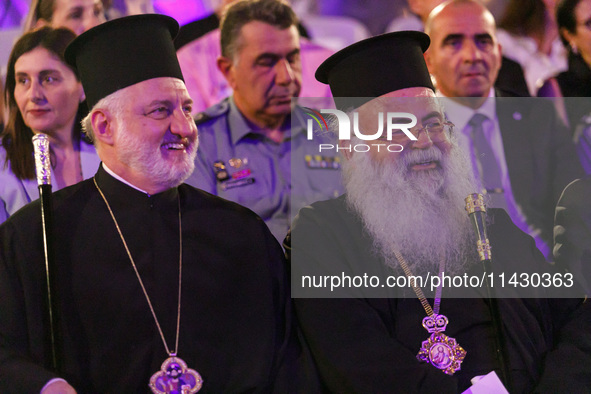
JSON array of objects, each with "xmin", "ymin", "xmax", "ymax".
[
  {"xmin": 32, "ymin": 134, "xmax": 61, "ymax": 372},
  {"xmin": 465, "ymin": 193, "xmax": 511, "ymax": 391}
]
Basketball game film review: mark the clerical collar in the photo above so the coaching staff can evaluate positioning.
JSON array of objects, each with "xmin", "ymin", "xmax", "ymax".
[{"xmin": 102, "ymin": 163, "xmax": 150, "ymax": 195}]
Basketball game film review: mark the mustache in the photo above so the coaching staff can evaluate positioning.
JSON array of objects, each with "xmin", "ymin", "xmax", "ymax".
[
  {"xmin": 401, "ymin": 146, "xmax": 443, "ymax": 167},
  {"xmin": 162, "ymin": 134, "xmax": 198, "ymax": 148},
  {"xmin": 162, "ymin": 136, "xmax": 191, "ymax": 145},
  {"xmin": 268, "ymin": 84, "xmax": 300, "ymax": 97},
  {"xmin": 460, "ymin": 64, "xmax": 488, "ymax": 73}
]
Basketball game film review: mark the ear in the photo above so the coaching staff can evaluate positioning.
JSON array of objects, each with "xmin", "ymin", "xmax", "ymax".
[
  {"xmin": 34, "ymin": 18, "xmax": 49, "ymax": 29},
  {"xmin": 423, "ymin": 50, "xmax": 433, "ymax": 72},
  {"xmin": 560, "ymin": 27, "xmax": 574, "ymax": 46},
  {"xmin": 494, "ymin": 41, "xmax": 503, "ymax": 74},
  {"xmin": 217, "ymin": 55, "xmax": 237, "ymax": 89},
  {"xmin": 338, "ymin": 139, "xmax": 354, "ymax": 160},
  {"xmin": 91, "ymin": 109, "xmax": 115, "ymax": 146}
]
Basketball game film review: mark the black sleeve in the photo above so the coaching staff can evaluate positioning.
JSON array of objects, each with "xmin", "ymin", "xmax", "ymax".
[
  {"xmin": 534, "ymin": 297, "xmax": 591, "ymax": 392},
  {"xmin": 554, "ymin": 178, "xmax": 591, "ymax": 294},
  {"xmin": 0, "ymin": 220, "xmax": 59, "ymax": 393}
]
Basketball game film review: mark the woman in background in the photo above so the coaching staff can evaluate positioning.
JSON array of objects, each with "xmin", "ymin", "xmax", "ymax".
[
  {"xmin": 0, "ymin": 27, "xmax": 100, "ymax": 223},
  {"xmin": 497, "ymin": 0, "xmax": 567, "ymax": 96},
  {"xmin": 23, "ymin": 0, "xmax": 106, "ymax": 34},
  {"xmin": 555, "ymin": 0, "xmax": 591, "ymax": 98},
  {"xmin": 552, "ymin": 0, "xmax": 591, "ymax": 172}
]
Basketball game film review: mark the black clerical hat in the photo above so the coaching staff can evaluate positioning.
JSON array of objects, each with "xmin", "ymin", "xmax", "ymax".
[
  {"xmin": 316, "ymin": 31, "xmax": 434, "ymax": 110},
  {"xmin": 65, "ymin": 14, "xmax": 184, "ymax": 109}
]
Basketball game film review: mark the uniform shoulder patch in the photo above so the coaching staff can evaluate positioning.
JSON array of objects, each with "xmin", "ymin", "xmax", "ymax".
[
  {"xmin": 194, "ymin": 99, "xmax": 231, "ymax": 125},
  {"xmin": 194, "ymin": 112, "xmax": 213, "ymax": 125}
]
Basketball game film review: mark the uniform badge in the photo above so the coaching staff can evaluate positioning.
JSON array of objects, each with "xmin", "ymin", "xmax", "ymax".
[
  {"xmin": 305, "ymin": 154, "xmax": 341, "ymax": 169},
  {"xmin": 232, "ymin": 169, "xmax": 252, "ymax": 180},
  {"xmin": 229, "ymin": 157, "xmax": 247, "ymax": 169},
  {"xmin": 215, "ymin": 157, "xmax": 255, "ymax": 189},
  {"xmin": 222, "ymin": 177, "xmax": 255, "ymax": 191},
  {"xmin": 213, "ymin": 160, "xmax": 229, "ymax": 182}
]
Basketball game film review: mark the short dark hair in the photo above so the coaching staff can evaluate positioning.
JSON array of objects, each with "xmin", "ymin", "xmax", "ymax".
[
  {"xmin": 220, "ymin": 0, "xmax": 298, "ymax": 59},
  {"xmin": 2, "ymin": 27, "xmax": 82, "ymax": 180},
  {"xmin": 556, "ymin": 0, "xmax": 582, "ymax": 47}
]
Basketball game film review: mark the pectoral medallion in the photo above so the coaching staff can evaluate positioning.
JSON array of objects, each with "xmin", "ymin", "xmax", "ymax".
[
  {"xmin": 149, "ymin": 356, "xmax": 203, "ymax": 394},
  {"xmin": 95, "ymin": 180, "xmax": 201, "ymax": 393},
  {"xmin": 416, "ymin": 314, "xmax": 466, "ymax": 375}
]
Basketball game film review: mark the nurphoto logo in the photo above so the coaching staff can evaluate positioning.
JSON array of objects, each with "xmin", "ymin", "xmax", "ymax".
[{"xmin": 303, "ymin": 107, "xmax": 419, "ymax": 153}]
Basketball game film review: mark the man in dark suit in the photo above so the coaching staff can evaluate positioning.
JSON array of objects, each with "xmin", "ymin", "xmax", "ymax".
[
  {"xmin": 424, "ymin": 0, "xmax": 584, "ymax": 258},
  {"xmin": 554, "ymin": 177, "xmax": 591, "ymax": 295}
]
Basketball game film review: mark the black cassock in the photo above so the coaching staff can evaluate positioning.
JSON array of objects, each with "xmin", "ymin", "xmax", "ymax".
[
  {"xmin": 0, "ymin": 165, "xmax": 296, "ymax": 393},
  {"xmin": 286, "ymin": 195, "xmax": 591, "ymax": 393}
]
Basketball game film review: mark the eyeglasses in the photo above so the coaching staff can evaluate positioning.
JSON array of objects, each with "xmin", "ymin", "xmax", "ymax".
[{"xmin": 376, "ymin": 121, "xmax": 454, "ymax": 144}]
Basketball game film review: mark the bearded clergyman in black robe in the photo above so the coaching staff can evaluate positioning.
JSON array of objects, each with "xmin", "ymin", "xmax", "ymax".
[
  {"xmin": 286, "ymin": 30, "xmax": 591, "ymax": 393},
  {"xmin": 0, "ymin": 14, "xmax": 297, "ymax": 393}
]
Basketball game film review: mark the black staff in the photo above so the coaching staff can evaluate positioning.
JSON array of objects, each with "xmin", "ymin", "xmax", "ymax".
[
  {"xmin": 465, "ymin": 193, "xmax": 511, "ymax": 391},
  {"xmin": 32, "ymin": 134, "xmax": 61, "ymax": 373}
]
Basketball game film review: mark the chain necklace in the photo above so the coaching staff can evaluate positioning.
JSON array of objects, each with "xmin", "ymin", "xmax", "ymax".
[
  {"xmin": 93, "ymin": 177, "xmax": 202, "ymax": 393},
  {"xmin": 393, "ymin": 250, "xmax": 466, "ymax": 375}
]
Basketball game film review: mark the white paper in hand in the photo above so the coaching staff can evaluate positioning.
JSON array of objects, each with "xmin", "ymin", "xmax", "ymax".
[{"xmin": 461, "ymin": 371, "xmax": 509, "ymax": 394}]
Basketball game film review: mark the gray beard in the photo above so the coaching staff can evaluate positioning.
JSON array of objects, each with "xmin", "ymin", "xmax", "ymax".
[
  {"xmin": 343, "ymin": 141, "xmax": 480, "ymax": 276},
  {"xmin": 116, "ymin": 128, "xmax": 198, "ymax": 190}
]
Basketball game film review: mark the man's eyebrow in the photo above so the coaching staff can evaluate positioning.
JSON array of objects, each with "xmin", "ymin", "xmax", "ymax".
[
  {"xmin": 421, "ymin": 111, "xmax": 443, "ymax": 123},
  {"xmin": 442, "ymin": 33, "xmax": 465, "ymax": 43},
  {"xmin": 255, "ymin": 52, "xmax": 280, "ymax": 62},
  {"xmin": 474, "ymin": 33, "xmax": 494, "ymax": 41},
  {"xmin": 146, "ymin": 99, "xmax": 173, "ymax": 107},
  {"xmin": 286, "ymin": 48, "xmax": 300, "ymax": 57},
  {"xmin": 146, "ymin": 98, "xmax": 194, "ymax": 107},
  {"xmin": 255, "ymin": 48, "xmax": 300, "ymax": 62},
  {"xmin": 67, "ymin": 5, "xmax": 84, "ymax": 13}
]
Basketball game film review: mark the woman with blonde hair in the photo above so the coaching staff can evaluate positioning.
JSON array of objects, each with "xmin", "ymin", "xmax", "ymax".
[{"xmin": 23, "ymin": 0, "xmax": 106, "ymax": 35}]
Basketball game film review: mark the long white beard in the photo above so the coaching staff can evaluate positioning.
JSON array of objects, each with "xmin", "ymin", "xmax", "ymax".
[{"xmin": 343, "ymin": 142, "xmax": 480, "ymax": 276}]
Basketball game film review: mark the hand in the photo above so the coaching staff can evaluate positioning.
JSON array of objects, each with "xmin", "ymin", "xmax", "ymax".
[{"xmin": 41, "ymin": 380, "xmax": 77, "ymax": 394}]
